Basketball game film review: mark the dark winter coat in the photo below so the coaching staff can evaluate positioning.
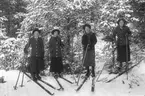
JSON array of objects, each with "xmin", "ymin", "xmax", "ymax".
[
  {"xmin": 48, "ymin": 36, "xmax": 64, "ymax": 74},
  {"xmin": 24, "ymin": 37, "xmax": 45, "ymax": 72},
  {"xmin": 113, "ymin": 26, "xmax": 131, "ymax": 62},
  {"xmin": 82, "ymin": 32, "xmax": 97, "ymax": 51},
  {"xmin": 113, "ymin": 26, "xmax": 131, "ymax": 46},
  {"xmin": 24, "ymin": 37, "xmax": 44, "ymax": 57},
  {"xmin": 82, "ymin": 32, "xmax": 97, "ymax": 67},
  {"xmin": 48, "ymin": 36, "xmax": 64, "ymax": 58}
]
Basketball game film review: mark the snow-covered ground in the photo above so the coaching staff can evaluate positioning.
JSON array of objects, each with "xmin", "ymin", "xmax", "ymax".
[{"xmin": 0, "ymin": 60, "xmax": 145, "ymax": 96}]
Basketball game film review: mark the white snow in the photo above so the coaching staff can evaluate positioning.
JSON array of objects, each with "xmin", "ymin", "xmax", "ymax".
[{"xmin": 0, "ymin": 60, "xmax": 145, "ymax": 96}]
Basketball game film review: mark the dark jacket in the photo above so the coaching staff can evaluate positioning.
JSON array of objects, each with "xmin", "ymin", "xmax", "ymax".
[
  {"xmin": 24, "ymin": 37, "xmax": 44, "ymax": 57},
  {"xmin": 49, "ymin": 36, "xmax": 64, "ymax": 58},
  {"xmin": 113, "ymin": 26, "xmax": 131, "ymax": 46},
  {"xmin": 82, "ymin": 32, "xmax": 97, "ymax": 51}
]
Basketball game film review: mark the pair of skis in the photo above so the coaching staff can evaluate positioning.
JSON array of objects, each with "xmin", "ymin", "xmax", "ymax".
[
  {"xmin": 106, "ymin": 58, "xmax": 143, "ymax": 83},
  {"xmin": 23, "ymin": 72, "xmax": 55, "ymax": 96},
  {"xmin": 54, "ymin": 76, "xmax": 74, "ymax": 91},
  {"xmin": 26, "ymin": 72, "xmax": 73, "ymax": 92},
  {"xmin": 54, "ymin": 77, "xmax": 64, "ymax": 90},
  {"xmin": 60, "ymin": 76, "xmax": 74, "ymax": 84},
  {"xmin": 104, "ymin": 58, "xmax": 144, "ymax": 83},
  {"xmin": 76, "ymin": 66, "xmax": 102, "ymax": 92},
  {"xmin": 14, "ymin": 57, "xmax": 55, "ymax": 95},
  {"xmin": 76, "ymin": 76, "xmax": 95, "ymax": 92}
]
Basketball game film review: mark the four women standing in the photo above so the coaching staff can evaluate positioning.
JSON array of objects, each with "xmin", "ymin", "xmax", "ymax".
[{"xmin": 24, "ymin": 18, "xmax": 132, "ymax": 80}]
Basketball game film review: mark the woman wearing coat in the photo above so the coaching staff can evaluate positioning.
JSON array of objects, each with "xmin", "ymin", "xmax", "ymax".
[
  {"xmin": 24, "ymin": 28, "xmax": 44, "ymax": 81},
  {"xmin": 113, "ymin": 18, "xmax": 131, "ymax": 72},
  {"xmin": 48, "ymin": 29, "xmax": 64, "ymax": 77},
  {"xmin": 82, "ymin": 24, "xmax": 97, "ymax": 77}
]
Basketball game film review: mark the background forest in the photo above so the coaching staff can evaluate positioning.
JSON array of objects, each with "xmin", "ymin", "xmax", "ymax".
[{"xmin": 0, "ymin": 0, "xmax": 145, "ymax": 73}]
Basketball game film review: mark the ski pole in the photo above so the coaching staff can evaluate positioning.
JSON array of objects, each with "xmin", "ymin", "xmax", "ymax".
[
  {"xmin": 20, "ymin": 72, "xmax": 25, "ymax": 87},
  {"xmin": 13, "ymin": 54, "xmax": 26, "ymax": 90},
  {"xmin": 96, "ymin": 44, "xmax": 117, "ymax": 82},
  {"xmin": 67, "ymin": 63, "xmax": 77, "ymax": 83},
  {"xmin": 95, "ymin": 61, "xmax": 106, "ymax": 82},
  {"xmin": 126, "ymin": 34, "xmax": 129, "ymax": 80},
  {"xmin": 13, "ymin": 70, "xmax": 21, "ymax": 90},
  {"xmin": 21, "ymin": 54, "xmax": 28, "ymax": 87},
  {"xmin": 77, "ymin": 44, "xmax": 89, "ymax": 85},
  {"xmin": 112, "ymin": 42, "xmax": 115, "ymax": 72}
]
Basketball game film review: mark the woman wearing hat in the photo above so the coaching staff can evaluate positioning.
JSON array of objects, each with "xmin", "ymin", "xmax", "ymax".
[
  {"xmin": 48, "ymin": 29, "xmax": 64, "ymax": 77},
  {"xmin": 82, "ymin": 24, "xmax": 97, "ymax": 77},
  {"xmin": 113, "ymin": 18, "xmax": 131, "ymax": 72},
  {"xmin": 24, "ymin": 28, "xmax": 44, "ymax": 81}
]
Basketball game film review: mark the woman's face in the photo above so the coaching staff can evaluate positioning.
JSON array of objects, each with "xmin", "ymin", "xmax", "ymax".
[
  {"xmin": 119, "ymin": 20, "xmax": 124, "ymax": 27},
  {"xmin": 34, "ymin": 31, "xmax": 39, "ymax": 38},
  {"xmin": 85, "ymin": 26, "xmax": 90, "ymax": 33},
  {"xmin": 53, "ymin": 31, "xmax": 59, "ymax": 37}
]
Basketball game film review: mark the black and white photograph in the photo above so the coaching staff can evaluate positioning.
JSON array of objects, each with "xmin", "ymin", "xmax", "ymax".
[{"xmin": 0, "ymin": 0, "xmax": 145, "ymax": 96}]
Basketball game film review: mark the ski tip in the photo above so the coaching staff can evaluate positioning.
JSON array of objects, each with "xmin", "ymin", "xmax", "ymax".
[
  {"xmin": 75, "ymin": 89, "xmax": 79, "ymax": 92},
  {"xmin": 91, "ymin": 90, "xmax": 94, "ymax": 92},
  {"xmin": 20, "ymin": 85, "xmax": 24, "ymax": 87},
  {"xmin": 27, "ymin": 80, "xmax": 31, "ymax": 82},
  {"xmin": 51, "ymin": 93, "xmax": 55, "ymax": 96},
  {"xmin": 57, "ymin": 88, "xmax": 60, "ymax": 91},
  {"xmin": 13, "ymin": 86, "xmax": 17, "ymax": 90},
  {"xmin": 91, "ymin": 87, "xmax": 95, "ymax": 92},
  {"xmin": 57, "ymin": 88, "xmax": 64, "ymax": 91},
  {"xmin": 106, "ymin": 80, "xmax": 110, "ymax": 83},
  {"xmin": 122, "ymin": 80, "xmax": 125, "ymax": 84},
  {"xmin": 76, "ymin": 84, "xmax": 79, "ymax": 86}
]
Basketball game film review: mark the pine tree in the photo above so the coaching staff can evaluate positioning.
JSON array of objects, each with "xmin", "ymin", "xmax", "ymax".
[{"xmin": 0, "ymin": 0, "xmax": 27, "ymax": 37}]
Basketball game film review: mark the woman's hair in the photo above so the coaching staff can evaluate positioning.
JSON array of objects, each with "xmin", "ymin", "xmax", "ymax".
[
  {"xmin": 82, "ymin": 24, "xmax": 91, "ymax": 30},
  {"xmin": 51, "ymin": 29, "xmax": 60, "ymax": 35},
  {"xmin": 32, "ymin": 28, "xmax": 41, "ymax": 34},
  {"xmin": 117, "ymin": 18, "xmax": 128, "ymax": 26}
]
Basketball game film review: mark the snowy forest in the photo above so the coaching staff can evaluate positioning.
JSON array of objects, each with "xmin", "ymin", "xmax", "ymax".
[{"xmin": 0, "ymin": 0, "xmax": 145, "ymax": 96}]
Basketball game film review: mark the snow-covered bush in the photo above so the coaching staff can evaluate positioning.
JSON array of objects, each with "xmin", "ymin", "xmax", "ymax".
[{"xmin": 0, "ymin": 36, "xmax": 26, "ymax": 70}]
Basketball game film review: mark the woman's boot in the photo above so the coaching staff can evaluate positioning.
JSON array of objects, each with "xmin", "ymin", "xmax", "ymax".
[
  {"xmin": 85, "ymin": 66, "xmax": 90, "ymax": 77},
  {"xmin": 92, "ymin": 66, "xmax": 95, "ymax": 77}
]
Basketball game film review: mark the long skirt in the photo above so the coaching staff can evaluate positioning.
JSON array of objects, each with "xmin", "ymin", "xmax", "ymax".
[
  {"xmin": 30, "ymin": 56, "xmax": 45, "ymax": 73},
  {"xmin": 117, "ymin": 45, "xmax": 130, "ymax": 63},
  {"xmin": 83, "ymin": 50, "xmax": 95, "ymax": 67},
  {"xmin": 50, "ymin": 57, "xmax": 63, "ymax": 74}
]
